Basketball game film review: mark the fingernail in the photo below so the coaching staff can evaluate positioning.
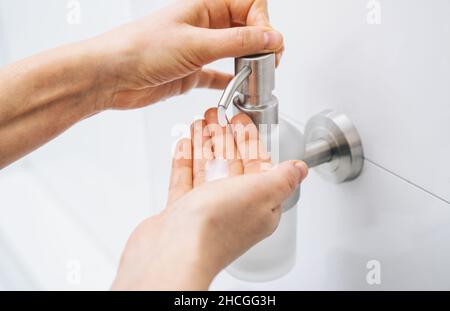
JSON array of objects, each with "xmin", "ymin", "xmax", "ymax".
[
  {"xmin": 294, "ymin": 161, "xmax": 309, "ymax": 182},
  {"xmin": 264, "ymin": 31, "xmax": 283, "ymax": 50}
]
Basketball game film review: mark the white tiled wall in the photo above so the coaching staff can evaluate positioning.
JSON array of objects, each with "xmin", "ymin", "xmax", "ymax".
[
  {"xmin": 0, "ymin": 0, "xmax": 449, "ymax": 290},
  {"xmin": 273, "ymin": 0, "xmax": 450, "ymax": 203},
  {"xmin": 0, "ymin": 0, "xmax": 144, "ymax": 290},
  {"xmin": 212, "ymin": 160, "xmax": 450, "ymax": 290}
]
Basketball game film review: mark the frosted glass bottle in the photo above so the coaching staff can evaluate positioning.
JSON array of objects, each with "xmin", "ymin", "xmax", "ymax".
[
  {"xmin": 213, "ymin": 52, "xmax": 305, "ymax": 282},
  {"xmin": 226, "ymin": 117, "xmax": 303, "ymax": 282},
  {"xmin": 227, "ymin": 204, "xmax": 297, "ymax": 282}
]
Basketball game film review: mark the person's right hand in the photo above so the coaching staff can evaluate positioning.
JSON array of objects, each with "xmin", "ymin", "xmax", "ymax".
[
  {"xmin": 112, "ymin": 109, "xmax": 308, "ymax": 291},
  {"xmin": 89, "ymin": 0, "xmax": 284, "ymax": 111}
]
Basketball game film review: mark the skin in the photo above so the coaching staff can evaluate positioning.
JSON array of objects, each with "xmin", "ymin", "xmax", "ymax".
[
  {"xmin": 0, "ymin": 0, "xmax": 307, "ymax": 290},
  {"xmin": 0, "ymin": 0, "xmax": 284, "ymax": 168},
  {"xmin": 112, "ymin": 110, "xmax": 308, "ymax": 290}
]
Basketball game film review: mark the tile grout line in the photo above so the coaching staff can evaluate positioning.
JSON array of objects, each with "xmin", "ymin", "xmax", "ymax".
[{"xmin": 365, "ymin": 158, "xmax": 450, "ymax": 205}]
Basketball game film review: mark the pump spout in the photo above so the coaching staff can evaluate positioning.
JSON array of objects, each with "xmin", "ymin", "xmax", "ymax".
[
  {"xmin": 216, "ymin": 53, "xmax": 278, "ymax": 128},
  {"xmin": 217, "ymin": 65, "xmax": 252, "ymax": 127}
]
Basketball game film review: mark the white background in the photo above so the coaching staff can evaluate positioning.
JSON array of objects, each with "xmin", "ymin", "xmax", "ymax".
[{"xmin": 0, "ymin": 0, "xmax": 449, "ymax": 290}]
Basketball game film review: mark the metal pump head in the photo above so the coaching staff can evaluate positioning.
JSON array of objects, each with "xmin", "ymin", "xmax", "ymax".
[{"xmin": 217, "ymin": 53, "xmax": 276, "ymax": 126}]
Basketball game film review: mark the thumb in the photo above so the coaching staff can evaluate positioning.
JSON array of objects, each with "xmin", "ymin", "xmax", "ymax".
[
  {"xmin": 216, "ymin": 160, "xmax": 308, "ymax": 210},
  {"xmin": 258, "ymin": 160, "xmax": 309, "ymax": 207},
  {"xmin": 195, "ymin": 26, "xmax": 284, "ymax": 64}
]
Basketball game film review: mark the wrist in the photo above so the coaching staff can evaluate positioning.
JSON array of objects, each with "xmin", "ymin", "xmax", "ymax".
[
  {"xmin": 83, "ymin": 29, "xmax": 142, "ymax": 111},
  {"xmin": 75, "ymin": 38, "xmax": 124, "ymax": 113},
  {"xmin": 182, "ymin": 252, "xmax": 219, "ymax": 290},
  {"xmin": 160, "ymin": 211, "xmax": 224, "ymax": 290},
  {"xmin": 162, "ymin": 222, "xmax": 221, "ymax": 290}
]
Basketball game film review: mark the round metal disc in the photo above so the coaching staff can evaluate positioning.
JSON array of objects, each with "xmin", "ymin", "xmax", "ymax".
[{"xmin": 304, "ymin": 110, "xmax": 364, "ymax": 183}]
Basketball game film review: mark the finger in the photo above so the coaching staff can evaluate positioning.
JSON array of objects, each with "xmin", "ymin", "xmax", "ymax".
[
  {"xmin": 191, "ymin": 119, "xmax": 214, "ymax": 187},
  {"xmin": 195, "ymin": 69, "xmax": 233, "ymax": 90},
  {"xmin": 231, "ymin": 113, "xmax": 272, "ymax": 174},
  {"xmin": 261, "ymin": 161, "xmax": 309, "ymax": 206},
  {"xmin": 194, "ymin": 26, "xmax": 284, "ymax": 63},
  {"xmin": 204, "ymin": 108, "xmax": 243, "ymax": 177},
  {"xmin": 196, "ymin": 0, "xmax": 270, "ymax": 28},
  {"xmin": 154, "ymin": 70, "xmax": 232, "ymax": 100},
  {"xmin": 200, "ymin": 160, "xmax": 308, "ymax": 242},
  {"xmin": 225, "ymin": 0, "xmax": 270, "ymax": 28},
  {"xmin": 167, "ymin": 138, "xmax": 193, "ymax": 205},
  {"xmin": 222, "ymin": 160, "xmax": 308, "ymax": 211}
]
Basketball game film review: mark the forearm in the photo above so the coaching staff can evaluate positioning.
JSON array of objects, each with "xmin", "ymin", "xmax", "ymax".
[{"xmin": 0, "ymin": 40, "xmax": 115, "ymax": 168}]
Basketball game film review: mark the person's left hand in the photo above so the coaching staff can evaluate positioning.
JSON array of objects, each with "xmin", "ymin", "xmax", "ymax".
[
  {"xmin": 90, "ymin": 0, "xmax": 284, "ymax": 110},
  {"xmin": 112, "ymin": 109, "xmax": 307, "ymax": 290}
]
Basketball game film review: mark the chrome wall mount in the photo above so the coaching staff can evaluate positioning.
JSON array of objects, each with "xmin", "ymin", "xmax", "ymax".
[
  {"xmin": 217, "ymin": 53, "xmax": 365, "ymax": 188},
  {"xmin": 303, "ymin": 110, "xmax": 364, "ymax": 183}
]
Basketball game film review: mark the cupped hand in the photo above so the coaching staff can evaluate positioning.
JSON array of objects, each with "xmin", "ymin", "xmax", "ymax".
[
  {"xmin": 94, "ymin": 0, "xmax": 284, "ymax": 110},
  {"xmin": 112, "ymin": 109, "xmax": 307, "ymax": 290}
]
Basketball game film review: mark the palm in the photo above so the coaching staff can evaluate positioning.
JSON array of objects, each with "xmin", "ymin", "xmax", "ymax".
[{"xmin": 167, "ymin": 108, "xmax": 271, "ymax": 205}]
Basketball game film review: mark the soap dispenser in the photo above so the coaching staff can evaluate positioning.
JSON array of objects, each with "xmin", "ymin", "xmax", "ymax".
[
  {"xmin": 217, "ymin": 53, "xmax": 303, "ymax": 281},
  {"xmin": 216, "ymin": 53, "xmax": 365, "ymax": 282}
]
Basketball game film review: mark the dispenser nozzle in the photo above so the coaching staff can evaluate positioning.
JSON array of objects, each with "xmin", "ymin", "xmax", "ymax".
[{"xmin": 217, "ymin": 65, "xmax": 252, "ymax": 127}]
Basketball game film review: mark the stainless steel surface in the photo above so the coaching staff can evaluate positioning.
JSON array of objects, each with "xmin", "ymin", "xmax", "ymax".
[
  {"xmin": 233, "ymin": 53, "xmax": 278, "ymax": 127},
  {"xmin": 217, "ymin": 53, "xmax": 279, "ymax": 127},
  {"xmin": 234, "ymin": 53, "xmax": 278, "ymax": 156},
  {"xmin": 217, "ymin": 65, "xmax": 252, "ymax": 126},
  {"xmin": 210, "ymin": 53, "xmax": 278, "ymax": 154},
  {"xmin": 233, "ymin": 96, "xmax": 279, "ymax": 128},
  {"xmin": 303, "ymin": 110, "xmax": 364, "ymax": 183},
  {"xmin": 303, "ymin": 139, "xmax": 332, "ymax": 168},
  {"xmin": 235, "ymin": 53, "xmax": 275, "ymax": 105}
]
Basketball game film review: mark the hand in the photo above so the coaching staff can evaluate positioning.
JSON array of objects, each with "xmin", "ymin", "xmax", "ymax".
[
  {"xmin": 93, "ymin": 0, "xmax": 284, "ymax": 110},
  {"xmin": 112, "ymin": 109, "xmax": 308, "ymax": 290}
]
